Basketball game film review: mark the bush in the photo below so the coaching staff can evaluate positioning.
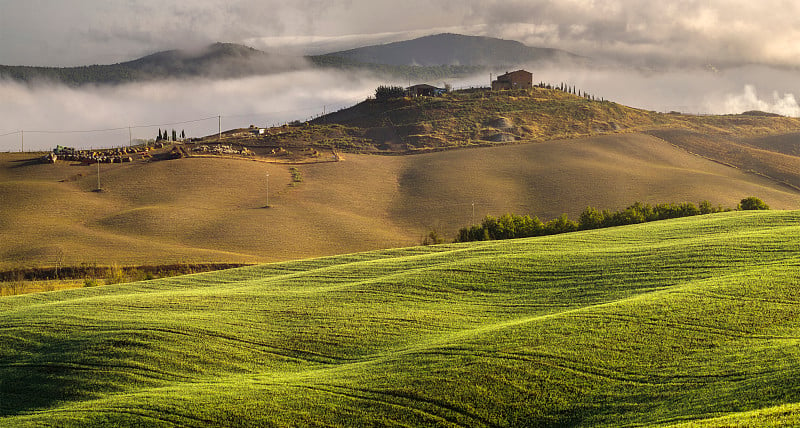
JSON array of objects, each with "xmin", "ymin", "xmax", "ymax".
[
  {"xmin": 544, "ymin": 214, "xmax": 578, "ymax": 235},
  {"xmin": 375, "ymin": 85, "xmax": 406, "ymax": 101},
  {"xmin": 739, "ymin": 197, "xmax": 769, "ymax": 210},
  {"xmin": 457, "ymin": 225, "xmax": 489, "ymax": 242},
  {"xmin": 579, "ymin": 206, "xmax": 608, "ymax": 230},
  {"xmin": 422, "ymin": 230, "xmax": 445, "ymax": 245}
]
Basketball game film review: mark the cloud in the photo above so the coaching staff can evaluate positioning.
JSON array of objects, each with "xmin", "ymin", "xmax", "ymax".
[
  {"xmin": 720, "ymin": 85, "xmax": 800, "ymax": 117},
  {"xmin": 448, "ymin": 62, "xmax": 800, "ymax": 117},
  {"xmin": 464, "ymin": 0, "xmax": 800, "ymax": 68},
  {"xmin": 4, "ymin": 1, "xmax": 800, "ymax": 68},
  {"xmin": 0, "ymin": 69, "xmax": 393, "ymax": 152}
]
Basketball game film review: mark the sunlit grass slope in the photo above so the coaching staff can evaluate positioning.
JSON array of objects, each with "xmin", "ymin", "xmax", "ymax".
[{"xmin": 3, "ymin": 210, "xmax": 800, "ymax": 426}]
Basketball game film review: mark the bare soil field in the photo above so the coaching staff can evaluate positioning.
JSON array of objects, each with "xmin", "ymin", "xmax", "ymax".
[
  {"xmin": 648, "ymin": 129, "xmax": 800, "ymax": 190},
  {"xmin": 1, "ymin": 132, "xmax": 799, "ymax": 270}
]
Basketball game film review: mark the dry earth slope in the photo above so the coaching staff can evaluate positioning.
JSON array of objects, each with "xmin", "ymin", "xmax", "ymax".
[{"xmin": 2, "ymin": 131, "xmax": 799, "ymax": 270}]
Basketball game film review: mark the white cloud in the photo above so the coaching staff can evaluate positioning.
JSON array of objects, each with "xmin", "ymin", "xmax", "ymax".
[
  {"xmin": 467, "ymin": 0, "xmax": 800, "ymax": 67},
  {"xmin": 5, "ymin": 1, "xmax": 800, "ymax": 68},
  {"xmin": 720, "ymin": 85, "xmax": 800, "ymax": 117},
  {"xmin": 0, "ymin": 69, "xmax": 393, "ymax": 152}
]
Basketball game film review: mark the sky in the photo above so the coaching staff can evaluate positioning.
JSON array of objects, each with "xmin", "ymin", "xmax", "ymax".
[
  {"xmin": 3, "ymin": 0, "xmax": 800, "ymax": 67},
  {"xmin": 2, "ymin": 0, "xmax": 800, "ymax": 151}
]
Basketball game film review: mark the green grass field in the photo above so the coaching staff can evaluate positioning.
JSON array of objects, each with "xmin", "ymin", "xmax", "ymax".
[{"xmin": 2, "ymin": 210, "xmax": 800, "ymax": 426}]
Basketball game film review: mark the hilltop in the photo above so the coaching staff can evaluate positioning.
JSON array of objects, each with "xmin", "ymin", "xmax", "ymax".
[
  {"xmin": 313, "ymin": 32, "xmax": 585, "ymax": 67},
  {"xmin": 226, "ymin": 87, "xmax": 800, "ymax": 179},
  {"xmin": 3, "ymin": 211, "xmax": 800, "ymax": 425}
]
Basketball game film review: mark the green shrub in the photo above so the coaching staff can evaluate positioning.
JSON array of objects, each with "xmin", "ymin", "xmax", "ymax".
[
  {"xmin": 457, "ymin": 225, "xmax": 490, "ymax": 242},
  {"xmin": 289, "ymin": 167, "xmax": 302, "ymax": 186},
  {"xmin": 422, "ymin": 230, "xmax": 445, "ymax": 245},
  {"xmin": 544, "ymin": 214, "xmax": 578, "ymax": 235},
  {"xmin": 579, "ymin": 206, "xmax": 608, "ymax": 230},
  {"xmin": 739, "ymin": 197, "xmax": 769, "ymax": 210},
  {"xmin": 375, "ymin": 85, "xmax": 406, "ymax": 101}
]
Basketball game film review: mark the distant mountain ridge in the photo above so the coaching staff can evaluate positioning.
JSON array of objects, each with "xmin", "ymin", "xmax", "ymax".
[
  {"xmin": 317, "ymin": 33, "xmax": 586, "ymax": 67},
  {"xmin": 0, "ymin": 34, "xmax": 585, "ymax": 85}
]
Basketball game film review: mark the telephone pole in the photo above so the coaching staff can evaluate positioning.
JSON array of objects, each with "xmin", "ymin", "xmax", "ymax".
[
  {"xmin": 128, "ymin": 126, "xmax": 132, "ymax": 147},
  {"xmin": 20, "ymin": 130, "xmax": 23, "ymax": 153},
  {"xmin": 472, "ymin": 201, "xmax": 475, "ymax": 225},
  {"xmin": 218, "ymin": 115, "xmax": 222, "ymax": 141}
]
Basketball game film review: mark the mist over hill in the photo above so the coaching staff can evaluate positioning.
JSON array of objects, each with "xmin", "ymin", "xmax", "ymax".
[
  {"xmin": 0, "ymin": 43, "xmax": 308, "ymax": 85},
  {"xmin": 0, "ymin": 34, "xmax": 584, "ymax": 86}
]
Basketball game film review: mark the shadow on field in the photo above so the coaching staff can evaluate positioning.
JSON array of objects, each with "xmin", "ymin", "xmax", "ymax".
[
  {"xmin": 9, "ymin": 157, "xmax": 42, "ymax": 168},
  {"xmin": 0, "ymin": 337, "xmax": 93, "ymax": 416},
  {"xmin": 0, "ymin": 332, "xmax": 152, "ymax": 416}
]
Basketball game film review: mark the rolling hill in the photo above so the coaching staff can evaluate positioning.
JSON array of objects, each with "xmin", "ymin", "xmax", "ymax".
[
  {"xmin": 649, "ymin": 129, "xmax": 800, "ymax": 190},
  {"xmin": 2, "ymin": 128, "xmax": 799, "ymax": 272},
  {"xmin": 3, "ymin": 211, "xmax": 800, "ymax": 425},
  {"xmin": 291, "ymin": 87, "xmax": 800, "ymax": 154}
]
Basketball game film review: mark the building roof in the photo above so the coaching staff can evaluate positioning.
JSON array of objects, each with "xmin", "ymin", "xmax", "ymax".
[
  {"xmin": 497, "ymin": 70, "xmax": 533, "ymax": 79},
  {"xmin": 406, "ymin": 84, "xmax": 441, "ymax": 90}
]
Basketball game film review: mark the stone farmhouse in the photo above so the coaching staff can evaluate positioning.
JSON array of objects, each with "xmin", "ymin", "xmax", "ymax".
[{"xmin": 492, "ymin": 70, "xmax": 533, "ymax": 90}]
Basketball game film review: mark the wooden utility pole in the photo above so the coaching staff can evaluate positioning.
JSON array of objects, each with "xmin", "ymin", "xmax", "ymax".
[
  {"xmin": 218, "ymin": 115, "xmax": 222, "ymax": 141},
  {"xmin": 20, "ymin": 130, "xmax": 23, "ymax": 153},
  {"xmin": 472, "ymin": 201, "xmax": 475, "ymax": 225}
]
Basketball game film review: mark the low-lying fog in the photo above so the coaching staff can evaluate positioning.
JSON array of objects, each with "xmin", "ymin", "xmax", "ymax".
[{"xmin": 2, "ymin": 63, "xmax": 800, "ymax": 152}]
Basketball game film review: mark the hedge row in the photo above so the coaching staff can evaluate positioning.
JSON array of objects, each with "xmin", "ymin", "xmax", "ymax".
[{"xmin": 456, "ymin": 197, "xmax": 768, "ymax": 242}]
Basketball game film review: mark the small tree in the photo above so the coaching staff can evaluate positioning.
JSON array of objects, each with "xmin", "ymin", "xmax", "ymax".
[
  {"xmin": 172, "ymin": 129, "xmax": 177, "ymax": 142},
  {"xmin": 739, "ymin": 197, "xmax": 769, "ymax": 210}
]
